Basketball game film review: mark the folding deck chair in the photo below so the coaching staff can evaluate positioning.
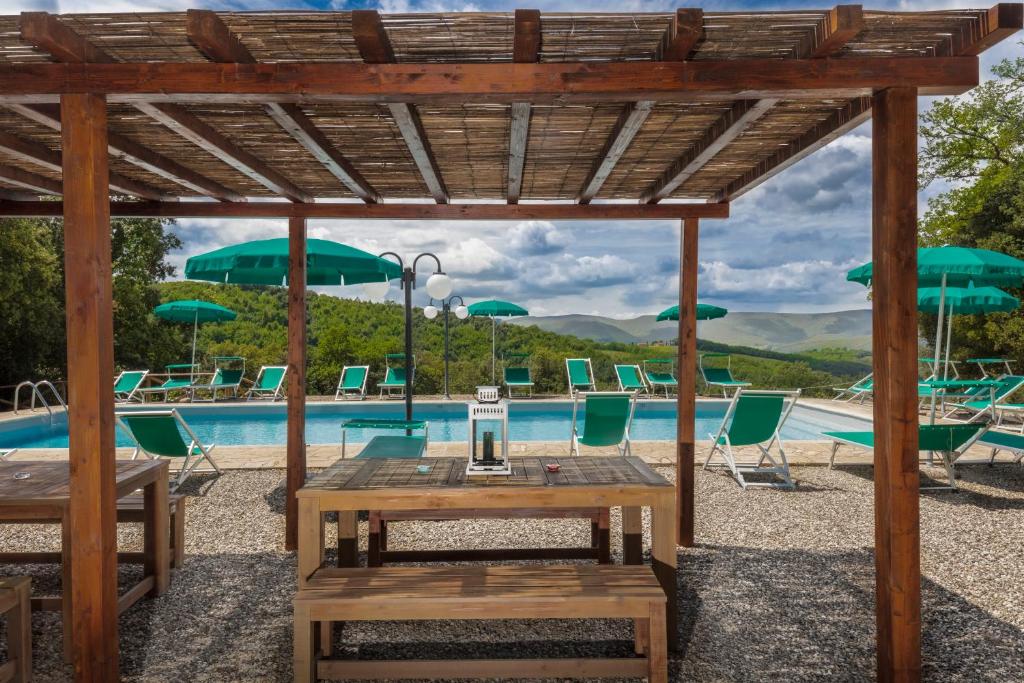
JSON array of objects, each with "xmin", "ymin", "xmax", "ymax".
[
  {"xmin": 566, "ymin": 358, "xmax": 596, "ymax": 396},
  {"xmin": 968, "ymin": 357, "xmax": 1015, "ymax": 377},
  {"xmin": 614, "ymin": 364, "xmax": 648, "ymax": 395},
  {"xmin": 833, "ymin": 373, "xmax": 874, "ymax": 403},
  {"xmin": 503, "ymin": 353, "xmax": 535, "ymax": 398},
  {"xmin": 246, "ymin": 366, "xmax": 287, "ymax": 401},
  {"xmin": 113, "ymin": 370, "xmax": 149, "ymax": 403},
  {"xmin": 190, "ymin": 367, "xmax": 245, "ymax": 402},
  {"xmin": 0, "ymin": 449, "xmax": 16, "ymax": 462},
  {"xmin": 943, "ymin": 375, "xmax": 1024, "ymax": 422},
  {"xmin": 977, "ymin": 428, "xmax": 1024, "ymax": 465},
  {"xmin": 115, "ymin": 409, "xmax": 220, "ymax": 491},
  {"xmin": 699, "ymin": 353, "xmax": 750, "ymax": 397},
  {"xmin": 341, "ymin": 419, "xmax": 430, "ymax": 459},
  {"xmin": 643, "ymin": 359, "xmax": 678, "ymax": 398},
  {"xmin": 569, "ymin": 391, "xmax": 637, "ymax": 457},
  {"xmin": 379, "ymin": 354, "xmax": 414, "ymax": 399},
  {"xmin": 825, "ymin": 423, "xmax": 990, "ymax": 491},
  {"xmin": 335, "ymin": 365, "xmax": 370, "ymax": 400},
  {"xmin": 136, "ymin": 364, "xmax": 197, "ymax": 402},
  {"xmin": 704, "ymin": 389, "xmax": 801, "ymax": 490}
]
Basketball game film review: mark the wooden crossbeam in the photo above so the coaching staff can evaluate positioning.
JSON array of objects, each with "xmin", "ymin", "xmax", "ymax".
[
  {"xmin": 936, "ymin": 3, "xmax": 1023, "ymax": 56},
  {"xmin": 0, "ymin": 162, "xmax": 61, "ymax": 194},
  {"xmin": 3, "ymin": 103, "xmax": 243, "ymax": 202},
  {"xmin": 579, "ymin": 9, "xmax": 703, "ymax": 204},
  {"xmin": 507, "ymin": 9, "xmax": 540, "ymax": 204},
  {"xmin": 793, "ymin": 5, "xmax": 864, "ymax": 58},
  {"xmin": 19, "ymin": 11, "xmax": 309, "ymax": 202},
  {"xmin": 716, "ymin": 96, "xmax": 872, "ymax": 201},
  {"xmin": 642, "ymin": 99, "xmax": 776, "ymax": 203},
  {"xmin": 0, "ymin": 130, "xmax": 170, "ymax": 199},
  {"xmin": 0, "ymin": 199, "xmax": 730, "ymax": 221},
  {"xmin": 186, "ymin": 10, "xmax": 380, "ymax": 203},
  {"xmin": 0, "ymin": 57, "xmax": 980, "ymax": 104},
  {"xmin": 352, "ymin": 10, "xmax": 448, "ymax": 204}
]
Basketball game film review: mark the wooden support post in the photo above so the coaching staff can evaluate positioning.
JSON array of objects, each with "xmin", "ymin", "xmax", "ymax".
[
  {"xmin": 61, "ymin": 92, "xmax": 119, "ymax": 682},
  {"xmin": 676, "ymin": 218, "xmax": 699, "ymax": 548},
  {"xmin": 871, "ymin": 86, "xmax": 921, "ymax": 683},
  {"xmin": 286, "ymin": 216, "xmax": 307, "ymax": 552}
]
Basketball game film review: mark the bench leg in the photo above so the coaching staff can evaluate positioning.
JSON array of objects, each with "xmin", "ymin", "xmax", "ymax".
[
  {"xmin": 647, "ymin": 604, "xmax": 668, "ymax": 683},
  {"xmin": 294, "ymin": 603, "xmax": 316, "ymax": 683},
  {"xmin": 319, "ymin": 620, "xmax": 333, "ymax": 658},
  {"xmin": 634, "ymin": 617, "xmax": 649, "ymax": 656},
  {"xmin": 367, "ymin": 513, "xmax": 383, "ymax": 568},
  {"xmin": 7, "ymin": 580, "xmax": 31, "ymax": 683},
  {"xmin": 171, "ymin": 499, "xmax": 186, "ymax": 570},
  {"xmin": 336, "ymin": 511, "xmax": 358, "ymax": 568},
  {"xmin": 622, "ymin": 506, "xmax": 643, "ymax": 565},
  {"xmin": 597, "ymin": 509, "xmax": 611, "ymax": 564}
]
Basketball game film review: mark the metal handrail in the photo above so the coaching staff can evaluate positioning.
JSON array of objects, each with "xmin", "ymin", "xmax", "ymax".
[
  {"xmin": 35, "ymin": 381, "xmax": 67, "ymax": 411},
  {"xmin": 12, "ymin": 380, "xmax": 66, "ymax": 421}
]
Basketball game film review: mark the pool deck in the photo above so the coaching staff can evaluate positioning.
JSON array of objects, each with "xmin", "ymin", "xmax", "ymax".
[{"xmin": 4, "ymin": 397, "xmax": 1019, "ymax": 468}]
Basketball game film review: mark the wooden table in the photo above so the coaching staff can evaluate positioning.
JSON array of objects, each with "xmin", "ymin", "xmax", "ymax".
[
  {"xmin": 0, "ymin": 460, "xmax": 169, "ymax": 659},
  {"xmin": 297, "ymin": 456, "xmax": 678, "ymax": 649}
]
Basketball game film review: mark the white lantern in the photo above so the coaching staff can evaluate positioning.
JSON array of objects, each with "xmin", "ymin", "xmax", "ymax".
[
  {"xmin": 362, "ymin": 279, "xmax": 390, "ymax": 299},
  {"xmin": 425, "ymin": 272, "xmax": 453, "ymax": 299},
  {"xmin": 423, "ymin": 305, "xmax": 439, "ymax": 320},
  {"xmin": 466, "ymin": 394, "xmax": 510, "ymax": 476},
  {"xmin": 454, "ymin": 305, "xmax": 469, "ymax": 320}
]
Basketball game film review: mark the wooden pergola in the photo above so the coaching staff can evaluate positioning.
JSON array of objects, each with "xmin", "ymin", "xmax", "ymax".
[{"xmin": 0, "ymin": 5, "xmax": 1020, "ymax": 681}]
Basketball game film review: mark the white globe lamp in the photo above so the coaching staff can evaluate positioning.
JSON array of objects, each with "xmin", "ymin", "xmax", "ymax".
[
  {"xmin": 362, "ymin": 279, "xmax": 390, "ymax": 299},
  {"xmin": 454, "ymin": 305, "xmax": 469, "ymax": 320},
  {"xmin": 423, "ymin": 305, "xmax": 439, "ymax": 320},
  {"xmin": 425, "ymin": 272, "xmax": 453, "ymax": 300}
]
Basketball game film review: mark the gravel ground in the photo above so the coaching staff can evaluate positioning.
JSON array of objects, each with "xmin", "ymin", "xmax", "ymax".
[{"xmin": 0, "ymin": 462, "xmax": 1022, "ymax": 682}]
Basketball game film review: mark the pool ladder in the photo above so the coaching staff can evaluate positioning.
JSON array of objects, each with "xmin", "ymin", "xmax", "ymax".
[{"xmin": 13, "ymin": 380, "xmax": 67, "ymax": 422}]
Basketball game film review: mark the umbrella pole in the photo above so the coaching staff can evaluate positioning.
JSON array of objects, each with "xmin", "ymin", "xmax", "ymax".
[
  {"xmin": 491, "ymin": 317, "xmax": 496, "ymax": 384},
  {"xmin": 932, "ymin": 273, "xmax": 946, "ymax": 380},
  {"xmin": 190, "ymin": 311, "xmax": 198, "ymax": 383},
  {"xmin": 943, "ymin": 306, "xmax": 954, "ymax": 381}
]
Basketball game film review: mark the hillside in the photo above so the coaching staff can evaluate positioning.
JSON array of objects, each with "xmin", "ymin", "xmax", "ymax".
[{"xmin": 510, "ymin": 309, "xmax": 873, "ymax": 352}]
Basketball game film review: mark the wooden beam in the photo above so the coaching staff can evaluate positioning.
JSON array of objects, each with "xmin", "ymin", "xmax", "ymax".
[
  {"xmin": 286, "ymin": 215, "xmax": 307, "ymax": 552},
  {"xmin": 186, "ymin": 10, "xmax": 379, "ymax": 203},
  {"xmin": 134, "ymin": 102, "xmax": 312, "ymax": 203},
  {"xmin": 352, "ymin": 10, "xmax": 448, "ymax": 204},
  {"xmin": 61, "ymin": 91, "xmax": 119, "ymax": 681},
  {"xmin": 20, "ymin": 12, "xmax": 308, "ymax": 202},
  {"xmin": 508, "ymin": 9, "xmax": 541, "ymax": 205},
  {"xmin": 0, "ymin": 162, "xmax": 61, "ymax": 194},
  {"xmin": 579, "ymin": 10, "xmax": 701, "ymax": 204},
  {"xmin": 3, "ymin": 103, "xmax": 244, "ymax": 202},
  {"xmin": 676, "ymin": 217, "xmax": 698, "ymax": 548},
  {"xmin": 656, "ymin": 9, "xmax": 704, "ymax": 61},
  {"xmin": 795, "ymin": 5, "xmax": 864, "ymax": 58},
  {"xmin": 0, "ymin": 199, "xmax": 730, "ymax": 220},
  {"xmin": 937, "ymin": 3, "xmax": 1024, "ymax": 56},
  {"xmin": 871, "ymin": 86, "xmax": 921, "ymax": 683},
  {"xmin": 578, "ymin": 102, "xmax": 654, "ymax": 204},
  {"xmin": 0, "ymin": 57, "xmax": 980, "ymax": 104},
  {"xmin": 717, "ymin": 96, "xmax": 872, "ymax": 201},
  {"xmin": 643, "ymin": 99, "xmax": 776, "ymax": 203}
]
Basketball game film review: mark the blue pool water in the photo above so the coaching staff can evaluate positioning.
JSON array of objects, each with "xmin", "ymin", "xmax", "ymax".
[{"xmin": 0, "ymin": 400, "xmax": 870, "ymax": 449}]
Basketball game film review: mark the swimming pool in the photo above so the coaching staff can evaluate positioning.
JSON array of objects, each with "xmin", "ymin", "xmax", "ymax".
[{"xmin": 0, "ymin": 400, "xmax": 871, "ymax": 449}]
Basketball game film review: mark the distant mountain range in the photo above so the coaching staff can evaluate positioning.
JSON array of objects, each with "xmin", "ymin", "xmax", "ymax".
[{"xmin": 508, "ymin": 309, "xmax": 873, "ymax": 352}]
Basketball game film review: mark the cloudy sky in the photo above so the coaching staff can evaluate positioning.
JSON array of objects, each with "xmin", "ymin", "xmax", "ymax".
[{"xmin": 5, "ymin": 0, "xmax": 1018, "ymax": 317}]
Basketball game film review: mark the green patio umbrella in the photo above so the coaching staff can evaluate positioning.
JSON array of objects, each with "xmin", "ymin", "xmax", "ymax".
[
  {"xmin": 467, "ymin": 299, "xmax": 529, "ymax": 383},
  {"xmin": 153, "ymin": 300, "xmax": 237, "ymax": 381},
  {"xmin": 184, "ymin": 237, "xmax": 402, "ymax": 286},
  {"xmin": 918, "ymin": 285, "xmax": 1019, "ymax": 378},
  {"xmin": 848, "ymin": 246, "xmax": 1024, "ymax": 379},
  {"xmin": 656, "ymin": 303, "xmax": 728, "ymax": 322}
]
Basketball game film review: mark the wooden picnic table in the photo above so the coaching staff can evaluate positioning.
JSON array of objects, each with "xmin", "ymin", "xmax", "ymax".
[
  {"xmin": 297, "ymin": 456, "xmax": 678, "ymax": 648},
  {"xmin": 0, "ymin": 459, "xmax": 169, "ymax": 660}
]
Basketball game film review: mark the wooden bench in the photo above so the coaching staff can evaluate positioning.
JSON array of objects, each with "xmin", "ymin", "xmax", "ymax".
[
  {"xmin": 294, "ymin": 565, "xmax": 667, "ymax": 683},
  {"xmin": 116, "ymin": 493, "xmax": 186, "ymax": 570},
  {"xmin": 366, "ymin": 507, "xmax": 611, "ymax": 566},
  {"xmin": 0, "ymin": 576, "xmax": 31, "ymax": 683}
]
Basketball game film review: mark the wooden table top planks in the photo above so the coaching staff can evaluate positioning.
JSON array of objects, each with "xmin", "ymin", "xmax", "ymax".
[
  {"xmin": 302, "ymin": 456, "xmax": 672, "ymax": 492},
  {"xmin": 0, "ymin": 460, "xmax": 165, "ymax": 506}
]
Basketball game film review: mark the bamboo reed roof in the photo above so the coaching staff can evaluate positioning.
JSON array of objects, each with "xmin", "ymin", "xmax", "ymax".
[{"xmin": 0, "ymin": 7, "xmax": 1018, "ymax": 207}]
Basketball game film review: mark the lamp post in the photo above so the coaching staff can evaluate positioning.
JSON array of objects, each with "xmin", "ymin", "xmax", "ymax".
[
  {"xmin": 424, "ymin": 295, "xmax": 469, "ymax": 400},
  {"xmin": 364, "ymin": 253, "xmax": 453, "ymax": 422}
]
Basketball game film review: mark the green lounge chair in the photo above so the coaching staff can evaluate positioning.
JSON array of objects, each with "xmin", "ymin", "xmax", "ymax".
[
  {"xmin": 566, "ymin": 358, "xmax": 596, "ymax": 396},
  {"xmin": 643, "ymin": 359, "xmax": 677, "ymax": 398},
  {"xmin": 0, "ymin": 448, "xmax": 16, "ymax": 462},
  {"xmin": 699, "ymin": 353, "xmax": 750, "ymax": 397},
  {"xmin": 335, "ymin": 365, "xmax": 370, "ymax": 401},
  {"xmin": 136, "ymin": 364, "xmax": 196, "ymax": 402},
  {"xmin": 341, "ymin": 418, "xmax": 430, "ymax": 459},
  {"xmin": 115, "ymin": 409, "xmax": 220, "ymax": 490},
  {"xmin": 503, "ymin": 366, "xmax": 535, "ymax": 398},
  {"xmin": 190, "ymin": 368, "xmax": 244, "ymax": 402},
  {"xmin": 379, "ymin": 354, "xmax": 414, "ymax": 399},
  {"xmin": 569, "ymin": 391, "xmax": 636, "ymax": 457},
  {"xmin": 977, "ymin": 428, "xmax": 1024, "ymax": 465},
  {"xmin": 113, "ymin": 370, "xmax": 149, "ymax": 403},
  {"xmin": 704, "ymin": 389, "xmax": 800, "ymax": 490},
  {"xmin": 246, "ymin": 366, "xmax": 287, "ymax": 401},
  {"xmin": 825, "ymin": 423, "xmax": 989, "ymax": 491},
  {"xmin": 943, "ymin": 375, "xmax": 1024, "ymax": 422},
  {"xmin": 614, "ymin": 364, "xmax": 648, "ymax": 395},
  {"xmin": 833, "ymin": 373, "xmax": 874, "ymax": 403},
  {"xmin": 967, "ymin": 357, "xmax": 1014, "ymax": 377}
]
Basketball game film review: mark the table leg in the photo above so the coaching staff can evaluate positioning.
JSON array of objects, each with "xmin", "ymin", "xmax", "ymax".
[
  {"xmin": 297, "ymin": 498, "xmax": 323, "ymax": 588},
  {"xmin": 337, "ymin": 511, "xmax": 358, "ymax": 567},
  {"xmin": 622, "ymin": 506, "xmax": 643, "ymax": 564},
  {"xmin": 650, "ymin": 495, "xmax": 678, "ymax": 653},
  {"xmin": 61, "ymin": 513, "xmax": 73, "ymax": 663},
  {"xmin": 144, "ymin": 475, "xmax": 170, "ymax": 596}
]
